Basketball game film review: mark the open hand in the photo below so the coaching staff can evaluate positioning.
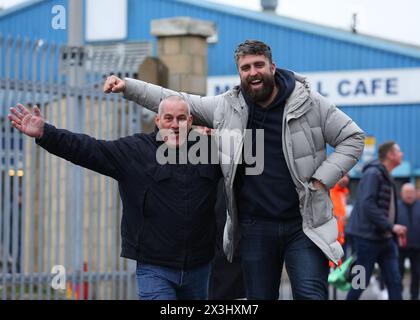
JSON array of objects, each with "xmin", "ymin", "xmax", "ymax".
[
  {"xmin": 8, "ymin": 103, "xmax": 45, "ymax": 138},
  {"xmin": 392, "ymin": 224, "xmax": 407, "ymax": 237}
]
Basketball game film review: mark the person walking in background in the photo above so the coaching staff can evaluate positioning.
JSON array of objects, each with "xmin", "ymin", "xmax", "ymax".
[
  {"xmin": 329, "ymin": 173, "xmax": 351, "ymax": 297},
  {"xmin": 346, "ymin": 141, "xmax": 407, "ymax": 300},
  {"xmin": 397, "ymin": 183, "xmax": 420, "ymax": 300},
  {"xmin": 330, "ymin": 174, "xmax": 350, "ymax": 248}
]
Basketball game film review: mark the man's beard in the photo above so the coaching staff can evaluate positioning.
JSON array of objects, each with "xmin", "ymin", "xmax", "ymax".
[{"xmin": 241, "ymin": 73, "xmax": 275, "ymax": 104}]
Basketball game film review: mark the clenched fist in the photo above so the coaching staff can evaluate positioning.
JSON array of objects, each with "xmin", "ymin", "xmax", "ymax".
[{"xmin": 103, "ymin": 75, "xmax": 126, "ymax": 93}]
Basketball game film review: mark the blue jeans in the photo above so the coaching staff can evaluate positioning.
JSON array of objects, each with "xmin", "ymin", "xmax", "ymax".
[
  {"xmin": 346, "ymin": 236, "xmax": 403, "ymax": 300},
  {"xmin": 239, "ymin": 217, "xmax": 329, "ymax": 300},
  {"xmin": 136, "ymin": 262, "xmax": 211, "ymax": 300}
]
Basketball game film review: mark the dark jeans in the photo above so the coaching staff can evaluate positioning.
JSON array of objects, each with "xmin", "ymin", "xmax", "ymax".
[
  {"xmin": 346, "ymin": 236, "xmax": 403, "ymax": 300},
  {"xmin": 399, "ymin": 248, "xmax": 420, "ymax": 300},
  {"xmin": 208, "ymin": 253, "xmax": 245, "ymax": 300},
  {"xmin": 136, "ymin": 262, "xmax": 211, "ymax": 300},
  {"xmin": 239, "ymin": 217, "xmax": 329, "ymax": 300}
]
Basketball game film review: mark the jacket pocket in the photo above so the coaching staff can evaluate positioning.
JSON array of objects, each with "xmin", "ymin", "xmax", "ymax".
[
  {"xmin": 148, "ymin": 165, "xmax": 172, "ymax": 182},
  {"xmin": 309, "ymin": 188, "xmax": 333, "ymax": 228}
]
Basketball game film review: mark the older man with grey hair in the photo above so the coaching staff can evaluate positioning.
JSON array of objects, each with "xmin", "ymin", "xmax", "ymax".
[
  {"xmin": 397, "ymin": 183, "xmax": 420, "ymax": 300},
  {"xmin": 8, "ymin": 96, "xmax": 221, "ymax": 300}
]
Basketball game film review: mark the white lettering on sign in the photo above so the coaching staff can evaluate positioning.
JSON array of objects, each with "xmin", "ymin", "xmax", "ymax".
[{"xmin": 207, "ymin": 68, "xmax": 420, "ymax": 106}]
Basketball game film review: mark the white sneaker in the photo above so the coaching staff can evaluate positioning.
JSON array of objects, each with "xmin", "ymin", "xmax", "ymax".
[
  {"xmin": 378, "ymin": 289, "xmax": 389, "ymax": 300},
  {"xmin": 370, "ymin": 276, "xmax": 381, "ymax": 296}
]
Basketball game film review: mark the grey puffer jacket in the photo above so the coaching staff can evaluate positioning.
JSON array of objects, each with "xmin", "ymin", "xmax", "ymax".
[{"xmin": 123, "ymin": 72, "xmax": 365, "ymax": 264}]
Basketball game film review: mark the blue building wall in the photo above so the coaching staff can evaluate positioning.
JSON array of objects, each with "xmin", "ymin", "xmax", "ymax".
[
  {"xmin": 1, "ymin": 0, "xmax": 420, "ymax": 174},
  {"xmin": 3, "ymin": 0, "xmax": 419, "ymax": 73},
  {"xmin": 0, "ymin": 0, "xmax": 67, "ymax": 43},
  {"xmin": 127, "ymin": 0, "xmax": 420, "ymax": 75},
  {"xmin": 341, "ymin": 104, "xmax": 419, "ymax": 176}
]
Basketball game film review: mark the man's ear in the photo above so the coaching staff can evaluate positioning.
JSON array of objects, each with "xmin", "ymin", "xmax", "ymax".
[
  {"xmin": 155, "ymin": 115, "xmax": 160, "ymax": 127},
  {"xmin": 271, "ymin": 62, "xmax": 276, "ymax": 74}
]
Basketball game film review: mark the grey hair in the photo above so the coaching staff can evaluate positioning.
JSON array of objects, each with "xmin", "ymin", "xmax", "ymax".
[
  {"xmin": 401, "ymin": 183, "xmax": 415, "ymax": 191},
  {"xmin": 158, "ymin": 95, "xmax": 190, "ymax": 115},
  {"xmin": 234, "ymin": 39, "xmax": 273, "ymax": 65}
]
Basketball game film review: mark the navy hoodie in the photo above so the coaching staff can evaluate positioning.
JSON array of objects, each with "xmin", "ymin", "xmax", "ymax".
[
  {"xmin": 397, "ymin": 200, "xmax": 420, "ymax": 249},
  {"xmin": 235, "ymin": 69, "xmax": 300, "ymax": 221},
  {"xmin": 346, "ymin": 160, "xmax": 397, "ymax": 240}
]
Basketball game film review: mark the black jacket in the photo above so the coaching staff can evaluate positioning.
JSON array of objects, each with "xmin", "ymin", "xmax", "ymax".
[
  {"xmin": 397, "ymin": 200, "xmax": 420, "ymax": 249},
  {"xmin": 347, "ymin": 160, "xmax": 398, "ymax": 240},
  {"xmin": 36, "ymin": 124, "xmax": 221, "ymax": 269}
]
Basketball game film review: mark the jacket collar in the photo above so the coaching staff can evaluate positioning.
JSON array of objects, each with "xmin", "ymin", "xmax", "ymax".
[
  {"xmin": 228, "ymin": 85, "xmax": 247, "ymax": 113},
  {"xmin": 284, "ymin": 73, "xmax": 311, "ymax": 119},
  {"xmin": 364, "ymin": 160, "xmax": 393, "ymax": 182}
]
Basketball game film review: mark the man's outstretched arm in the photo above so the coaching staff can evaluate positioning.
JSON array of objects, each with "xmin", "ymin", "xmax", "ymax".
[
  {"xmin": 8, "ymin": 104, "xmax": 131, "ymax": 180},
  {"xmin": 103, "ymin": 75, "xmax": 219, "ymax": 128}
]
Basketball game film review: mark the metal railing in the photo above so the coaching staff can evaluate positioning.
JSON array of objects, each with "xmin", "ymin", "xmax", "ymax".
[{"xmin": 0, "ymin": 34, "xmax": 149, "ymax": 300}]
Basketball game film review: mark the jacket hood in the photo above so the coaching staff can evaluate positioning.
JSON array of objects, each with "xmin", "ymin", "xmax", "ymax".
[
  {"xmin": 283, "ymin": 71, "xmax": 311, "ymax": 115},
  {"xmin": 293, "ymin": 71, "xmax": 311, "ymax": 89},
  {"xmin": 275, "ymin": 69, "xmax": 296, "ymax": 105}
]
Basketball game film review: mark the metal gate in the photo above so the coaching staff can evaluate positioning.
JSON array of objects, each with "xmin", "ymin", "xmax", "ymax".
[{"xmin": 0, "ymin": 34, "xmax": 150, "ymax": 300}]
